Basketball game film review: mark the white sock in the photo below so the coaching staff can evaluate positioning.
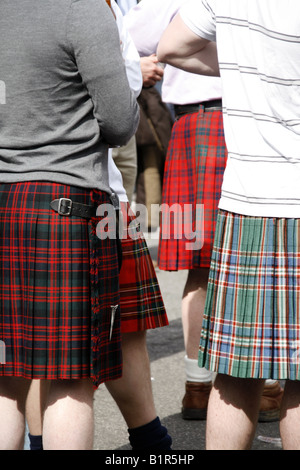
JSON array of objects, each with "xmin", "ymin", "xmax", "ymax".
[
  {"xmin": 265, "ymin": 379, "xmax": 277, "ymax": 385},
  {"xmin": 184, "ymin": 355, "xmax": 214, "ymax": 383}
]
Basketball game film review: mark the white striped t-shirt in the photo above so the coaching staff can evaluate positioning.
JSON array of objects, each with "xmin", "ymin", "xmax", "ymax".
[{"xmin": 180, "ymin": 0, "xmax": 300, "ymax": 218}]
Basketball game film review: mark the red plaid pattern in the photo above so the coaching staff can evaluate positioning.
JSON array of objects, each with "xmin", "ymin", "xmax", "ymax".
[
  {"xmin": 158, "ymin": 106, "xmax": 227, "ymax": 271},
  {"xmin": 0, "ymin": 182, "xmax": 121, "ymax": 387},
  {"xmin": 118, "ymin": 203, "xmax": 168, "ymax": 333}
]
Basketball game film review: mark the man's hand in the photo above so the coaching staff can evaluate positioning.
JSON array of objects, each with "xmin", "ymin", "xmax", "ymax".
[{"xmin": 140, "ymin": 54, "xmax": 164, "ymax": 87}]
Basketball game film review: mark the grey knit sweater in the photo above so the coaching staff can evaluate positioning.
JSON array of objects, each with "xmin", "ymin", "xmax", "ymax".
[{"xmin": 0, "ymin": 0, "xmax": 139, "ymax": 193}]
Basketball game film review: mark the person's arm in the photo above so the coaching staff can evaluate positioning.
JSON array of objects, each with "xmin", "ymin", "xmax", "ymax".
[
  {"xmin": 68, "ymin": 0, "xmax": 139, "ymax": 147},
  {"xmin": 157, "ymin": 13, "xmax": 219, "ymax": 76}
]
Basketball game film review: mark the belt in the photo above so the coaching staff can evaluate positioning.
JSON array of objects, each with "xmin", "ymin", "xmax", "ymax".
[
  {"xmin": 50, "ymin": 194, "xmax": 122, "ymax": 269},
  {"xmin": 50, "ymin": 198, "xmax": 97, "ymax": 218},
  {"xmin": 50, "ymin": 193, "xmax": 120, "ymax": 219},
  {"xmin": 174, "ymin": 99, "xmax": 222, "ymax": 118}
]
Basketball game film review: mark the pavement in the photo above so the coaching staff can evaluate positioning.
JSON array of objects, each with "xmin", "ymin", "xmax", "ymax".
[{"xmin": 92, "ymin": 231, "xmax": 283, "ymax": 452}]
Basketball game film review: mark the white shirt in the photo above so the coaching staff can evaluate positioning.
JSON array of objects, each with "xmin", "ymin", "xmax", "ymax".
[
  {"xmin": 108, "ymin": 0, "xmax": 142, "ymax": 202},
  {"xmin": 180, "ymin": 0, "xmax": 300, "ymax": 218},
  {"xmin": 124, "ymin": 0, "xmax": 221, "ymax": 105},
  {"xmin": 115, "ymin": 0, "xmax": 137, "ymax": 15},
  {"xmin": 112, "ymin": 0, "xmax": 142, "ymax": 100}
]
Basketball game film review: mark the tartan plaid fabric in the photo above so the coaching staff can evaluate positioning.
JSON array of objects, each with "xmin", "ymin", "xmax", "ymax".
[
  {"xmin": 118, "ymin": 202, "xmax": 168, "ymax": 333},
  {"xmin": 0, "ymin": 182, "xmax": 121, "ymax": 387},
  {"xmin": 158, "ymin": 106, "xmax": 227, "ymax": 271},
  {"xmin": 199, "ymin": 210, "xmax": 300, "ymax": 380}
]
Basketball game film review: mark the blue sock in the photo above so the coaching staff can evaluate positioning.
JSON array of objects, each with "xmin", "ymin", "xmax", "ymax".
[
  {"xmin": 128, "ymin": 416, "xmax": 172, "ymax": 451},
  {"xmin": 28, "ymin": 433, "xmax": 43, "ymax": 451}
]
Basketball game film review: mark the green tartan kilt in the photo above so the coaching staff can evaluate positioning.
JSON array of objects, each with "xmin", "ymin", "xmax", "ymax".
[{"xmin": 199, "ymin": 209, "xmax": 300, "ymax": 380}]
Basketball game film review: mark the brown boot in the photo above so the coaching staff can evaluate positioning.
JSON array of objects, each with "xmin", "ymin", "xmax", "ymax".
[
  {"xmin": 258, "ymin": 381, "xmax": 284, "ymax": 423},
  {"xmin": 181, "ymin": 381, "xmax": 212, "ymax": 420}
]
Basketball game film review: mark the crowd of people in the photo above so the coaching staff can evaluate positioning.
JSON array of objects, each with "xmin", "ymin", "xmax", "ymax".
[{"xmin": 0, "ymin": 0, "xmax": 299, "ymax": 451}]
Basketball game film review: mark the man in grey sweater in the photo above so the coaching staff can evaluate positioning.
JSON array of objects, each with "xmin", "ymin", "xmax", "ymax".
[
  {"xmin": 0, "ymin": 0, "xmax": 139, "ymax": 450},
  {"xmin": 0, "ymin": 0, "xmax": 138, "ymax": 191}
]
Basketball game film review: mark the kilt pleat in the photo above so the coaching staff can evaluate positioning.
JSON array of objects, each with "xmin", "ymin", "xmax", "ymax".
[
  {"xmin": 89, "ymin": 188, "xmax": 121, "ymax": 386},
  {"xmin": 0, "ymin": 182, "xmax": 121, "ymax": 386},
  {"xmin": 158, "ymin": 107, "xmax": 227, "ymax": 271},
  {"xmin": 118, "ymin": 202, "xmax": 168, "ymax": 333},
  {"xmin": 199, "ymin": 210, "xmax": 300, "ymax": 380}
]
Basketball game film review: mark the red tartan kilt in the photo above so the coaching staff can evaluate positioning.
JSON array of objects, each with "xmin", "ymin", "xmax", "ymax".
[
  {"xmin": 158, "ymin": 107, "xmax": 227, "ymax": 271},
  {"xmin": 0, "ymin": 182, "xmax": 121, "ymax": 386},
  {"xmin": 118, "ymin": 202, "xmax": 168, "ymax": 333}
]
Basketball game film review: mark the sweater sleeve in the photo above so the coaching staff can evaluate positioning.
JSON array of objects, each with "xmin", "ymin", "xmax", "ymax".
[{"xmin": 67, "ymin": 0, "xmax": 139, "ymax": 147}]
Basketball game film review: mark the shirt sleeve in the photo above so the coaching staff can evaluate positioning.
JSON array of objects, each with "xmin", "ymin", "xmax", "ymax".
[
  {"xmin": 180, "ymin": 0, "xmax": 216, "ymax": 42},
  {"xmin": 67, "ymin": 0, "xmax": 139, "ymax": 147},
  {"xmin": 112, "ymin": 0, "xmax": 142, "ymax": 98},
  {"xmin": 124, "ymin": 0, "xmax": 184, "ymax": 56}
]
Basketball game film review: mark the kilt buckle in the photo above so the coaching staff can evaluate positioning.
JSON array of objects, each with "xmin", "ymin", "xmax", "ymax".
[
  {"xmin": 57, "ymin": 198, "xmax": 72, "ymax": 216},
  {"xmin": 50, "ymin": 198, "xmax": 97, "ymax": 218}
]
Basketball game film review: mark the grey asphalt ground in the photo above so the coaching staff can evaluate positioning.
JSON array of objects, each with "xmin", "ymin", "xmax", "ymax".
[{"xmin": 92, "ymin": 233, "xmax": 283, "ymax": 452}]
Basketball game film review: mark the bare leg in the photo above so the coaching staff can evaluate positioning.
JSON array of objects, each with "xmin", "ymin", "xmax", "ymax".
[
  {"xmin": 105, "ymin": 331, "xmax": 157, "ymax": 429},
  {"xmin": 26, "ymin": 332, "xmax": 168, "ymax": 450},
  {"xmin": 25, "ymin": 332, "xmax": 159, "ymax": 445},
  {"xmin": 141, "ymin": 145, "xmax": 163, "ymax": 230},
  {"xmin": 26, "ymin": 379, "xmax": 50, "ymax": 437},
  {"xmin": 0, "ymin": 377, "xmax": 31, "ymax": 450},
  {"xmin": 182, "ymin": 268, "xmax": 209, "ymax": 361},
  {"xmin": 280, "ymin": 380, "xmax": 300, "ymax": 450},
  {"xmin": 206, "ymin": 374, "xmax": 265, "ymax": 450},
  {"xmin": 181, "ymin": 268, "xmax": 212, "ymax": 419},
  {"xmin": 42, "ymin": 378, "xmax": 94, "ymax": 450}
]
